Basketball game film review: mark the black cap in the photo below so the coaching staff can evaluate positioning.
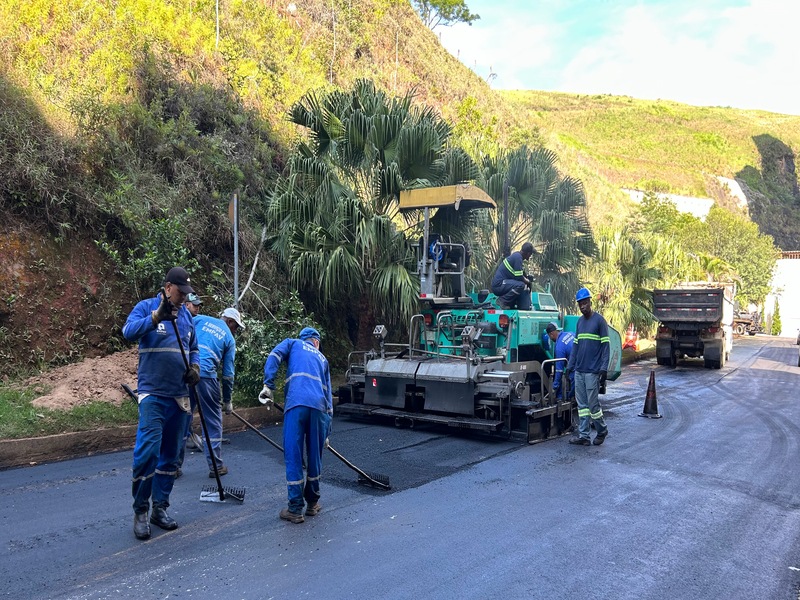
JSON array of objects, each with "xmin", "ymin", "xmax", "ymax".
[
  {"xmin": 165, "ymin": 267, "xmax": 194, "ymax": 294},
  {"xmin": 545, "ymin": 322, "xmax": 561, "ymax": 334}
]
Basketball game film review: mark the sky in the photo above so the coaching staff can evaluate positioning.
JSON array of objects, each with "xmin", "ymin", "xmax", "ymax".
[{"xmin": 438, "ymin": 0, "xmax": 800, "ymax": 115}]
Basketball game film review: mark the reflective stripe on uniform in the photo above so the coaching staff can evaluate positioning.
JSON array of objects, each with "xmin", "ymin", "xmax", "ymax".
[
  {"xmin": 578, "ymin": 408, "xmax": 590, "ymax": 417},
  {"xmin": 155, "ymin": 468, "xmax": 178, "ymax": 477},
  {"xmin": 307, "ymin": 474, "xmax": 321, "ymax": 482},
  {"xmin": 286, "ymin": 371, "xmax": 329, "ymax": 392},
  {"xmin": 590, "ymin": 410, "xmax": 604, "ymax": 420},
  {"xmin": 132, "ymin": 472, "xmax": 155, "ymax": 483},
  {"xmin": 502, "ymin": 258, "xmax": 523, "ymax": 277},
  {"xmin": 139, "ymin": 347, "xmax": 184, "ymax": 354},
  {"xmin": 287, "ymin": 478, "xmax": 305, "ymax": 486}
]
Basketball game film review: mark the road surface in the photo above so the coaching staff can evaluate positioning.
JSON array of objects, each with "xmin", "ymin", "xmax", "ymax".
[{"xmin": 2, "ymin": 336, "xmax": 799, "ymax": 599}]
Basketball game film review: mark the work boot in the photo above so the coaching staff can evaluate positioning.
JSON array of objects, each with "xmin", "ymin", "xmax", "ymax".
[
  {"xmin": 208, "ymin": 465, "xmax": 228, "ymax": 478},
  {"xmin": 150, "ymin": 507, "xmax": 178, "ymax": 530},
  {"xmin": 279, "ymin": 508, "xmax": 304, "ymax": 524},
  {"xmin": 133, "ymin": 512, "xmax": 151, "ymax": 540},
  {"xmin": 305, "ymin": 502, "xmax": 322, "ymax": 516},
  {"xmin": 593, "ymin": 431, "xmax": 608, "ymax": 446},
  {"xmin": 568, "ymin": 437, "xmax": 591, "ymax": 446}
]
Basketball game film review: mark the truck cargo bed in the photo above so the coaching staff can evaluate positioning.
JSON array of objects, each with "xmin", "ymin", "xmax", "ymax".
[{"xmin": 653, "ymin": 288, "xmax": 724, "ymax": 323}]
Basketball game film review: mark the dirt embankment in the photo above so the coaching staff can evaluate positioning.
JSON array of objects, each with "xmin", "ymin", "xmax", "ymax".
[{"xmin": 22, "ymin": 348, "xmax": 138, "ymax": 410}]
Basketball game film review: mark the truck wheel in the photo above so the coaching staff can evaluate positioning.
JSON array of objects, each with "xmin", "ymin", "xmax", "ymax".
[
  {"xmin": 748, "ymin": 331, "xmax": 756, "ymax": 336},
  {"xmin": 735, "ymin": 324, "xmax": 745, "ymax": 336},
  {"xmin": 657, "ymin": 356, "xmax": 670, "ymax": 366},
  {"xmin": 704, "ymin": 358, "xmax": 716, "ymax": 369}
]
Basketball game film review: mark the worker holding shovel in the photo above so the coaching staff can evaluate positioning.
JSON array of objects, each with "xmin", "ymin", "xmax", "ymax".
[
  {"xmin": 259, "ymin": 327, "xmax": 332, "ymax": 524},
  {"xmin": 122, "ymin": 267, "xmax": 200, "ymax": 540}
]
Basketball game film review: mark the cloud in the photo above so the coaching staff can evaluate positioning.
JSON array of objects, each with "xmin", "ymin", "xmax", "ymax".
[
  {"xmin": 439, "ymin": 0, "xmax": 800, "ymax": 114},
  {"xmin": 557, "ymin": 0, "xmax": 800, "ymax": 114}
]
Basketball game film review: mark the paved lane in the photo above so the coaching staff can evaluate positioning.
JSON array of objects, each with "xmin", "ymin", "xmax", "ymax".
[{"xmin": 2, "ymin": 336, "xmax": 799, "ymax": 599}]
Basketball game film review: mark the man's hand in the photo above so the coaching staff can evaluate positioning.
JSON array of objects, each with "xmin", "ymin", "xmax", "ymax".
[
  {"xmin": 223, "ymin": 400, "xmax": 232, "ymax": 415},
  {"xmin": 152, "ymin": 291, "xmax": 177, "ymax": 325},
  {"xmin": 258, "ymin": 385, "xmax": 273, "ymax": 406},
  {"xmin": 599, "ymin": 370, "xmax": 607, "ymax": 386},
  {"xmin": 183, "ymin": 364, "xmax": 200, "ymax": 387}
]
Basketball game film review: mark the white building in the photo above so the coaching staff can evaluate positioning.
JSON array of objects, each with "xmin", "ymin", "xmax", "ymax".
[{"xmin": 767, "ymin": 251, "xmax": 800, "ymax": 338}]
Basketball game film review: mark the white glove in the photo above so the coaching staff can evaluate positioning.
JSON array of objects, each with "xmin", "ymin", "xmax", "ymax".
[
  {"xmin": 258, "ymin": 385, "xmax": 273, "ymax": 405},
  {"xmin": 223, "ymin": 400, "xmax": 232, "ymax": 415}
]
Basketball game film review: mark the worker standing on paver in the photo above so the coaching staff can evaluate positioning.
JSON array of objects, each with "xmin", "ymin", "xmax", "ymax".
[
  {"xmin": 259, "ymin": 327, "xmax": 333, "ymax": 524},
  {"xmin": 122, "ymin": 267, "xmax": 200, "ymax": 540},
  {"xmin": 566, "ymin": 287, "xmax": 609, "ymax": 446},
  {"xmin": 183, "ymin": 307, "xmax": 245, "ymax": 478},
  {"xmin": 545, "ymin": 322, "xmax": 575, "ymax": 400},
  {"xmin": 491, "ymin": 242, "xmax": 534, "ymax": 310}
]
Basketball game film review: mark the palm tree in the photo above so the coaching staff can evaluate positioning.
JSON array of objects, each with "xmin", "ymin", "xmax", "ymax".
[
  {"xmin": 470, "ymin": 145, "xmax": 596, "ymax": 308},
  {"xmin": 266, "ymin": 80, "xmax": 477, "ymax": 342}
]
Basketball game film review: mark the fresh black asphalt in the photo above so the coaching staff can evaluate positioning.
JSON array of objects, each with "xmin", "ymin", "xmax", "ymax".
[{"xmin": 2, "ymin": 336, "xmax": 800, "ymax": 599}]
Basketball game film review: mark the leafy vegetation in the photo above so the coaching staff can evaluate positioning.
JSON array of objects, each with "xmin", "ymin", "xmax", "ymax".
[
  {"xmin": 0, "ymin": 386, "xmax": 139, "ymax": 439},
  {"xmin": 411, "ymin": 0, "xmax": 480, "ymax": 29}
]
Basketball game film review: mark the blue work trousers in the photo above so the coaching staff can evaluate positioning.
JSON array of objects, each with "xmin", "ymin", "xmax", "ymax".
[
  {"xmin": 283, "ymin": 406, "xmax": 332, "ymax": 514},
  {"xmin": 492, "ymin": 280, "xmax": 531, "ymax": 310},
  {"xmin": 574, "ymin": 371, "xmax": 608, "ymax": 440},
  {"xmin": 131, "ymin": 395, "xmax": 190, "ymax": 514},
  {"xmin": 192, "ymin": 379, "xmax": 224, "ymax": 470}
]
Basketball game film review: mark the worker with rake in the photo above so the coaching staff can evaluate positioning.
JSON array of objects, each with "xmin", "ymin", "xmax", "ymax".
[
  {"xmin": 122, "ymin": 267, "xmax": 201, "ymax": 540},
  {"xmin": 259, "ymin": 327, "xmax": 333, "ymax": 524}
]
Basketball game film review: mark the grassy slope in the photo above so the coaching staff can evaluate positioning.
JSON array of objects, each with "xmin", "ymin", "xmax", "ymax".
[{"xmin": 503, "ymin": 91, "xmax": 800, "ymax": 233}]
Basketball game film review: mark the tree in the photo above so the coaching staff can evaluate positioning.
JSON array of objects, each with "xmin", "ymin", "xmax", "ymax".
[
  {"xmin": 266, "ymin": 80, "xmax": 478, "ymax": 343},
  {"xmin": 675, "ymin": 206, "xmax": 778, "ymax": 305},
  {"xmin": 470, "ymin": 146, "xmax": 596, "ymax": 308},
  {"xmin": 411, "ymin": 0, "xmax": 479, "ymax": 29},
  {"xmin": 771, "ymin": 298, "xmax": 782, "ymax": 335}
]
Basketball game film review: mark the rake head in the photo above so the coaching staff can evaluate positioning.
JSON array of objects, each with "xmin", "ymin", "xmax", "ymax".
[
  {"xmin": 357, "ymin": 472, "xmax": 391, "ymax": 490},
  {"xmin": 200, "ymin": 485, "xmax": 246, "ymax": 503}
]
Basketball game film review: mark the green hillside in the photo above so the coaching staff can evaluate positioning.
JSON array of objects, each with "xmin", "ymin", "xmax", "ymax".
[
  {"xmin": 1, "ymin": 0, "xmax": 798, "ymax": 378},
  {"xmin": 504, "ymin": 90, "xmax": 800, "ymax": 248}
]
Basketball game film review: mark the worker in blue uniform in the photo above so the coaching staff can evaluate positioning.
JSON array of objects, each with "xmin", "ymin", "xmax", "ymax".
[
  {"xmin": 565, "ymin": 287, "xmax": 610, "ymax": 446},
  {"xmin": 545, "ymin": 322, "xmax": 575, "ymax": 399},
  {"xmin": 122, "ymin": 267, "xmax": 200, "ymax": 540},
  {"xmin": 259, "ymin": 327, "xmax": 333, "ymax": 524},
  {"xmin": 491, "ymin": 242, "xmax": 534, "ymax": 309},
  {"xmin": 180, "ymin": 307, "xmax": 245, "ymax": 478}
]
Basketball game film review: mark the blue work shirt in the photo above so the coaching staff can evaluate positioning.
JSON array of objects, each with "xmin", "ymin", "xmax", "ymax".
[
  {"xmin": 122, "ymin": 293, "xmax": 199, "ymax": 398},
  {"xmin": 552, "ymin": 331, "xmax": 575, "ymax": 398},
  {"xmin": 491, "ymin": 250, "xmax": 526, "ymax": 290},
  {"xmin": 263, "ymin": 338, "xmax": 333, "ymax": 415},
  {"xmin": 566, "ymin": 311, "xmax": 610, "ymax": 374},
  {"xmin": 194, "ymin": 314, "xmax": 236, "ymax": 402}
]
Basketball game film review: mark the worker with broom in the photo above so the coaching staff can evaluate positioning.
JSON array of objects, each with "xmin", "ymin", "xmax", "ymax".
[
  {"xmin": 122, "ymin": 267, "xmax": 200, "ymax": 540},
  {"xmin": 259, "ymin": 327, "xmax": 332, "ymax": 524},
  {"xmin": 180, "ymin": 306, "xmax": 245, "ymax": 478}
]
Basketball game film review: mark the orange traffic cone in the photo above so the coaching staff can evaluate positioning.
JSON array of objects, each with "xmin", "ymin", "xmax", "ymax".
[{"xmin": 639, "ymin": 370, "xmax": 662, "ymax": 419}]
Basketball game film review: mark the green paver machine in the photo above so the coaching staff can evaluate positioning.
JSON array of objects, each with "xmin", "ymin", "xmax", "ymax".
[{"xmin": 336, "ymin": 185, "xmax": 622, "ymax": 442}]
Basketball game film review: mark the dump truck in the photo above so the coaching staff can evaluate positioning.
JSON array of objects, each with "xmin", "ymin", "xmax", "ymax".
[
  {"xmin": 336, "ymin": 184, "xmax": 622, "ymax": 443},
  {"xmin": 653, "ymin": 283, "xmax": 735, "ymax": 369},
  {"xmin": 733, "ymin": 310, "xmax": 763, "ymax": 336}
]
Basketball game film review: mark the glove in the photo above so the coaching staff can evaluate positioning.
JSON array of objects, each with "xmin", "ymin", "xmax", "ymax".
[
  {"xmin": 223, "ymin": 400, "xmax": 232, "ymax": 415},
  {"xmin": 183, "ymin": 364, "xmax": 200, "ymax": 387},
  {"xmin": 599, "ymin": 370, "xmax": 607, "ymax": 386},
  {"xmin": 151, "ymin": 291, "xmax": 177, "ymax": 325},
  {"xmin": 258, "ymin": 385, "xmax": 273, "ymax": 405}
]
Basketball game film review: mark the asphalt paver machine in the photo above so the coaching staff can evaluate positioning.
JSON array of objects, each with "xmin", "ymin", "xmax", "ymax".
[{"xmin": 336, "ymin": 185, "xmax": 622, "ymax": 442}]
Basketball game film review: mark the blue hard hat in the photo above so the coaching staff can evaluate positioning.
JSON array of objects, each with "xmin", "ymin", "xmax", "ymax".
[
  {"xmin": 575, "ymin": 287, "xmax": 592, "ymax": 301},
  {"xmin": 299, "ymin": 327, "xmax": 321, "ymax": 341}
]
